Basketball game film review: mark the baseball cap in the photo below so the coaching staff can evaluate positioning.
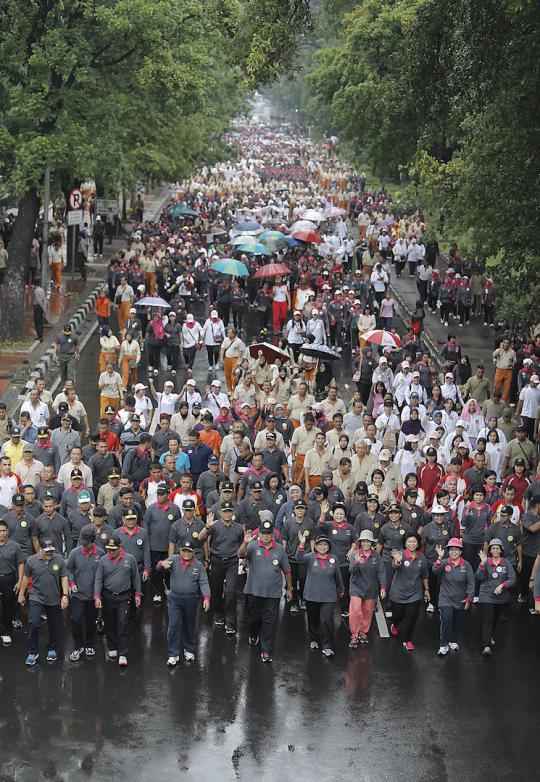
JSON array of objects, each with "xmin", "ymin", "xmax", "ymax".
[
  {"xmin": 266, "ymin": 432, "xmax": 277, "ymax": 440},
  {"xmin": 405, "ymin": 434, "xmax": 419, "ymax": 443},
  {"xmin": 58, "ymin": 402, "xmax": 69, "ymax": 412},
  {"xmin": 294, "ymin": 499, "xmax": 307, "ymax": 510},
  {"xmin": 42, "ymin": 539, "xmax": 56, "ymax": 552},
  {"xmin": 130, "ymin": 413, "xmax": 141, "ymax": 422},
  {"xmin": 77, "ymin": 489, "xmax": 92, "ymax": 503},
  {"xmin": 514, "ymin": 458, "xmax": 526, "ymax": 466},
  {"xmin": 134, "ymin": 383, "xmax": 147, "ymax": 391},
  {"xmin": 221, "ymin": 481, "xmax": 234, "ymax": 491},
  {"xmin": 11, "ymin": 427, "xmax": 21, "ymax": 437},
  {"xmin": 104, "ymin": 406, "xmax": 116, "ymax": 414},
  {"xmin": 208, "ymin": 455, "xmax": 219, "ymax": 464},
  {"xmin": 500, "ymin": 505, "xmax": 513, "ymax": 516},
  {"xmin": 71, "ymin": 468, "xmax": 83, "ymax": 478},
  {"xmin": 251, "ymin": 481, "xmax": 263, "ymax": 491},
  {"xmin": 530, "ymin": 375, "xmax": 540, "ymax": 384},
  {"xmin": 379, "ymin": 356, "xmax": 387, "ymax": 364},
  {"xmin": 164, "ymin": 381, "xmax": 174, "ymax": 388},
  {"xmin": 221, "ymin": 501, "xmax": 234, "ymax": 511},
  {"xmin": 156, "ymin": 482, "xmax": 169, "ymax": 493},
  {"xmin": 22, "ymin": 443, "xmax": 34, "ymax": 453},
  {"xmin": 104, "ymin": 537, "xmax": 119, "ymax": 550},
  {"xmin": 182, "ymin": 498, "xmax": 196, "ymax": 510},
  {"xmin": 122, "ymin": 507, "xmax": 138, "ymax": 520},
  {"xmin": 426, "ymin": 447, "xmax": 438, "ymax": 456},
  {"xmin": 186, "ymin": 379, "xmax": 196, "ymax": 386},
  {"xmin": 81, "ymin": 529, "xmax": 96, "ymax": 544},
  {"xmin": 92, "ymin": 506, "xmax": 107, "ymax": 518},
  {"xmin": 379, "ymin": 449, "xmax": 392, "ymax": 461},
  {"xmin": 37, "ymin": 427, "xmax": 49, "ymax": 438},
  {"xmin": 260, "ymin": 519, "xmax": 274, "ymax": 533},
  {"xmin": 12, "ymin": 493, "xmax": 24, "ymax": 506},
  {"xmin": 180, "ymin": 539, "xmax": 195, "ymax": 551}
]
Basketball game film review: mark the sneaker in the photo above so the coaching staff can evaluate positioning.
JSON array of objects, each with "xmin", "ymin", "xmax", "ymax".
[
  {"xmin": 360, "ymin": 634, "xmax": 369, "ymax": 645},
  {"xmin": 321, "ymin": 648, "xmax": 334, "ymax": 658},
  {"xmin": 85, "ymin": 647, "xmax": 96, "ymax": 657},
  {"xmin": 153, "ymin": 369, "xmax": 158, "ymax": 377},
  {"xmin": 490, "ymin": 637, "xmax": 496, "ymax": 646},
  {"xmin": 225, "ymin": 625, "xmax": 236, "ymax": 635},
  {"xmin": 25, "ymin": 653, "xmax": 39, "ymax": 666},
  {"xmin": 449, "ymin": 642, "xmax": 459, "ymax": 650},
  {"xmin": 444, "ymin": 321, "xmax": 449, "ymax": 326},
  {"xmin": 517, "ymin": 594, "xmax": 527, "ymax": 604},
  {"xmin": 118, "ymin": 655, "xmax": 128, "ymax": 667},
  {"xmin": 426, "ymin": 602, "xmax": 435, "ymax": 613},
  {"xmin": 390, "ymin": 624, "xmax": 398, "ymax": 637},
  {"xmin": 299, "ymin": 599, "xmax": 306, "ymax": 611},
  {"xmin": 248, "ymin": 635, "xmax": 259, "ymax": 646},
  {"xmin": 385, "ymin": 610, "xmax": 393, "ymax": 618},
  {"xmin": 482, "ymin": 646, "xmax": 492, "ymax": 656},
  {"xmin": 1, "ymin": 635, "xmax": 12, "ymax": 646},
  {"xmin": 167, "ymin": 656, "xmax": 179, "ymax": 667},
  {"xmin": 214, "ymin": 618, "xmax": 225, "ymax": 627},
  {"xmin": 289, "ymin": 603, "xmax": 299, "ymax": 614},
  {"xmin": 108, "ymin": 650, "xmax": 118, "ymax": 660},
  {"xmin": 529, "ymin": 608, "xmax": 539, "ymax": 615},
  {"xmin": 459, "ymin": 323, "xmax": 463, "ymax": 327},
  {"xmin": 473, "ymin": 596, "xmax": 479, "ymax": 604},
  {"xmin": 153, "ymin": 595, "xmax": 162, "ymax": 605},
  {"xmin": 46, "ymin": 650, "xmax": 58, "ymax": 662},
  {"xmin": 349, "ymin": 636, "xmax": 359, "ymax": 649},
  {"xmin": 171, "ymin": 370, "xmax": 176, "ymax": 376},
  {"xmin": 69, "ymin": 648, "xmax": 84, "ymax": 662},
  {"xmin": 12, "ymin": 619, "xmax": 23, "ymax": 630},
  {"xmin": 483, "ymin": 322, "xmax": 488, "ymax": 326},
  {"xmin": 309, "ymin": 641, "xmax": 319, "ymax": 650},
  {"xmin": 403, "ymin": 641, "xmax": 415, "ymax": 651},
  {"xmin": 184, "ymin": 650, "xmax": 195, "ymax": 662},
  {"xmin": 437, "ymin": 646, "xmax": 449, "ymax": 656},
  {"xmin": 341, "ymin": 611, "xmax": 350, "ymax": 619},
  {"xmin": 261, "ymin": 651, "xmax": 272, "ymax": 663}
]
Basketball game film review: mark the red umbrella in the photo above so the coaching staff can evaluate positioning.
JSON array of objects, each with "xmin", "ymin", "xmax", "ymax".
[
  {"xmin": 254, "ymin": 263, "xmax": 290, "ymax": 279},
  {"xmin": 291, "ymin": 228, "xmax": 323, "ymax": 243},
  {"xmin": 249, "ymin": 342, "xmax": 291, "ymax": 363},
  {"xmin": 362, "ymin": 329, "xmax": 403, "ymax": 348}
]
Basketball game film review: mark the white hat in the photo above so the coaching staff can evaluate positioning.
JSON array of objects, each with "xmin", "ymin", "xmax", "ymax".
[
  {"xmin": 164, "ymin": 381, "xmax": 174, "ymax": 388},
  {"xmin": 137, "ymin": 284, "xmax": 145, "ymax": 292},
  {"xmin": 186, "ymin": 313, "xmax": 195, "ymax": 322},
  {"xmin": 210, "ymin": 310, "xmax": 218, "ymax": 318},
  {"xmin": 432, "ymin": 504, "xmax": 446, "ymax": 514},
  {"xmin": 210, "ymin": 379, "xmax": 221, "ymax": 387},
  {"xmin": 412, "ymin": 371, "xmax": 420, "ymax": 377},
  {"xmin": 523, "ymin": 358, "xmax": 533, "ymax": 365},
  {"xmin": 312, "ymin": 308, "xmax": 319, "ymax": 315},
  {"xmin": 401, "ymin": 361, "xmax": 410, "ymax": 368},
  {"xmin": 379, "ymin": 448, "xmax": 392, "ymax": 460},
  {"xmin": 455, "ymin": 420, "xmax": 468, "ymax": 430},
  {"xmin": 134, "ymin": 383, "xmax": 147, "ymax": 391},
  {"xmin": 322, "ymin": 284, "xmax": 331, "ymax": 290},
  {"xmin": 186, "ymin": 379, "xmax": 196, "ymax": 386},
  {"xmin": 294, "ymin": 310, "xmax": 302, "ymax": 316},
  {"xmin": 531, "ymin": 374, "xmax": 540, "ymax": 384},
  {"xmin": 379, "ymin": 356, "xmax": 388, "ymax": 364},
  {"xmin": 430, "ymin": 431, "xmax": 442, "ymax": 439},
  {"xmin": 445, "ymin": 372, "xmax": 454, "ymax": 379},
  {"xmin": 129, "ymin": 307, "xmax": 136, "ymax": 314},
  {"xmin": 405, "ymin": 434, "xmax": 419, "ymax": 443}
]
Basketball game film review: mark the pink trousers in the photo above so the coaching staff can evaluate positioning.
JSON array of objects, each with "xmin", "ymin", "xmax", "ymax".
[{"xmin": 349, "ymin": 596, "xmax": 376, "ymax": 637}]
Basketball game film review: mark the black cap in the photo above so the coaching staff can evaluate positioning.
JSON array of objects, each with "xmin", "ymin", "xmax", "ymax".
[
  {"xmin": 130, "ymin": 413, "xmax": 141, "ymax": 422},
  {"xmin": 105, "ymin": 537, "xmax": 119, "ymax": 550},
  {"xmin": 37, "ymin": 427, "xmax": 49, "ymax": 438},
  {"xmin": 180, "ymin": 539, "xmax": 194, "ymax": 551},
  {"xmin": 42, "ymin": 539, "xmax": 56, "ymax": 551},
  {"xmin": 404, "ymin": 488, "xmax": 418, "ymax": 499},
  {"xmin": 266, "ymin": 432, "xmax": 277, "ymax": 439},
  {"xmin": 514, "ymin": 458, "xmax": 526, "ymax": 467},
  {"xmin": 515, "ymin": 425, "xmax": 527, "ymax": 433},
  {"xmin": 500, "ymin": 505, "xmax": 513, "ymax": 516},
  {"xmin": 294, "ymin": 499, "xmax": 307, "ymax": 510},
  {"xmin": 58, "ymin": 402, "xmax": 68, "ymax": 412},
  {"xmin": 221, "ymin": 501, "xmax": 234, "ymax": 511},
  {"xmin": 71, "ymin": 468, "xmax": 83, "ymax": 478},
  {"xmin": 12, "ymin": 493, "xmax": 24, "ymax": 506},
  {"xmin": 221, "ymin": 481, "xmax": 234, "ymax": 491},
  {"xmin": 108, "ymin": 469, "xmax": 120, "ymax": 478},
  {"xmin": 156, "ymin": 482, "xmax": 169, "ymax": 493},
  {"xmin": 387, "ymin": 504, "xmax": 402, "ymax": 514},
  {"xmin": 251, "ymin": 481, "xmax": 263, "ymax": 491},
  {"xmin": 92, "ymin": 506, "xmax": 107, "ymax": 518},
  {"xmin": 43, "ymin": 491, "xmax": 55, "ymax": 500},
  {"xmin": 355, "ymin": 481, "xmax": 368, "ymax": 494},
  {"xmin": 314, "ymin": 534, "xmax": 331, "ymax": 547},
  {"xmin": 182, "ymin": 498, "xmax": 196, "ymax": 510},
  {"xmin": 367, "ymin": 493, "xmax": 380, "ymax": 503},
  {"xmin": 260, "ymin": 519, "xmax": 274, "ymax": 533},
  {"xmin": 426, "ymin": 447, "xmax": 438, "ymax": 457},
  {"xmin": 122, "ymin": 507, "xmax": 138, "ymax": 519},
  {"xmin": 81, "ymin": 529, "xmax": 96, "ymax": 544}
]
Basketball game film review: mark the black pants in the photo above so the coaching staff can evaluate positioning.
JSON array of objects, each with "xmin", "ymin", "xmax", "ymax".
[
  {"xmin": 480, "ymin": 602, "xmax": 505, "ymax": 648},
  {"xmin": 247, "ymin": 595, "xmax": 280, "ymax": 654},
  {"xmin": 209, "ymin": 556, "xmax": 239, "ymax": 627},
  {"xmin": 217, "ymin": 303, "xmax": 230, "ymax": 326},
  {"xmin": 289, "ymin": 561, "xmax": 307, "ymax": 604},
  {"xmin": 306, "ymin": 600, "xmax": 335, "ymax": 650},
  {"xmin": 519, "ymin": 554, "xmax": 536, "ymax": 603},
  {"xmin": 232, "ymin": 309, "xmax": 245, "ymax": 332},
  {"xmin": 458, "ymin": 303, "xmax": 470, "ymax": 325},
  {"xmin": 0, "ymin": 573, "xmax": 17, "ymax": 634},
  {"xmin": 427, "ymin": 563, "xmax": 441, "ymax": 606},
  {"xmin": 93, "ymin": 235, "xmax": 104, "ymax": 255},
  {"xmin": 462, "ymin": 543, "xmax": 481, "ymax": 596},
  {"xmin": 28, "ymin": 601, "xmax": 62, "ymax": 654},
  {"xmin": 484, "ymin": 302, "xmax": 495, "ymax": 324},
  {"xmin": 33, "ymin": 304, "xmax": 44, "ymax": 340},
  {"xmin": 417, "ymin": 280, "xmax": 429, "ymax": 302},
  {"xmin": 102, "ymin": 590, "xmax": 131, "ymax": 655},
  {"xmin": 439, "ymin": 606, "xmax": 464, "ymax": 647},
  {"xmin": 147, "ymin": 343, "xmax": 161, "ymax": 369},
  {"xmin": 166, "ymin": 345, "xmax": 180, "ymax": 371},
  {"xmin": 440, "ymin": 302, "xmax": 453, "ymax": 323},
  {"xmin": 340, "ymin": 566, "xmax": 350, "ymax": 613},
  {"xmin": 520, "ymin": 416, "xmax": 535, "ymax": 441},
  {"xmin": 151, "ymin": 550, "xmax": 169, "ymax": 597},
  {"xmin": 390, "ymin": 600, "xmax": 421, "ymax": 642},
  {"xmin": 206, "ymin": 345, "xmax": 220, "ymax": 368},
  {"xmin": 183, "ymin": 346, "xmax": 196, "ymax": 369},
  {"xmin": 70, "ymin": 598, "xmax": 97, "ymax": 648}
]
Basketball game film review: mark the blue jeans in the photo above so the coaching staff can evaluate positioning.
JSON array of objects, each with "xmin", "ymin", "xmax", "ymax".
[
  {"xmin": 28, "ymin": 601, "xmax": 62, "ymax": 654},
  {"xmin": 166, "ymin": 592, "xmax": 199, "ymax": 655},
  {"xmin": 439, "ymin": 605, "xmax": 464, "ymax": 647}
]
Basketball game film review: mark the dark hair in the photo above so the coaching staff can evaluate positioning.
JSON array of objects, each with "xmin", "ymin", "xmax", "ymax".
[
  {"xmin": 403, "ymin": 532, "xmax": 421, "ymax": 548},
  {"xmin": 189, "ymin": 429, "xmax": 200, "ymax": 438}
]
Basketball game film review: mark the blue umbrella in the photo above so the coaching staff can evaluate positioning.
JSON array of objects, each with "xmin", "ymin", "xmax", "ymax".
[
  {"xmin": 169, "ymin": 204, "xmax": 199, "ymax": 217},
  {"xmin": 211, "ymin": 258, "xmax": 249, "ymax": 276},
  {"xmin": 235, "ymin": 220, "xmax": 262, "ymax": 233},
  {"xmin": 235, "ymin": 242, "xmax": 272, "ymax": 255},
  {"xmin": 284, "ymin": 236, "xmax": 308, "ymax": 248}
]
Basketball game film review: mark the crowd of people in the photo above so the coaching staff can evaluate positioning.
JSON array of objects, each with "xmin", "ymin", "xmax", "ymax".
[{"xmin": 1, "ymin": 119, "xmax": 539, "ymax": 670}]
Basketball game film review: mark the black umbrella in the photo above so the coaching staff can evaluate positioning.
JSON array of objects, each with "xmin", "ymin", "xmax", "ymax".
[{"xmin": 299, "ymin": 343, "xmax": 341, "ymax": 360}]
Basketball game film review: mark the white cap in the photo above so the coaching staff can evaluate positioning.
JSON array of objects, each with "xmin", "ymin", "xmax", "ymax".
[
  {"xmin": 523, "ymin": 358, "xmax": 533, "ymax": 365},
  {"xmin": 312, "ymin": 308, "xmax": 319, "ymax": 315},
  {"xmin": 379, "ymin": 448, "xmax": 392, "ymax": 460},
  {"xmin": 405, "ymin": 434, "xmax": 419, "ymax": 443},
  {"xmin": 186, "ymin": 379, "xmax": 196, "ymax": 386},
  {"xmin": 432, "ymin": 504, "xmax": 446, "ymax": 515},
  {"xmin": 210, "ymin": 310, "xmax": 218, "ymax": 318},
  {"xmin": 430, "ymin": 431, "xmax": 442, "ymax": 439},
  {"xmin": 379, "ymin": 356, "xmax": 387, "ymax": 364},
  {"xmin": 129, "ymin": 307, "xmax": 136, "ymax": 314},
  {"xmin": 531, "ymin": 374, "xmax": 540, "ymax": 384},
  {"xmin": 445, "ymin": 372, "xmax": 454, "ymax": 379},
  {"xmin": 456, "ymin": 420, "xmax": 468, "ymax": 430},
  {"xmin": 186, "ymin": 313, "xmax": 195, "ymax": 322},
  {"xmin": 401, "ymin": 361, "xmax": 410, "ymax": 368},
  {"xmin": 137, "ymin": 284, "xmax": 145, "ymax": 292},
  {"xmin": 210, "ymin": 380, "xmax": 221, "ymax": 387},
  {"xmin": 322, "ymin": 284, "xmax": 331, "ymax": 290},
  {"xmin": 412, "ymin": 371, "xmax": 420, "ymax": 377},
  {"xmin": 164, "ymin": 381, "xmax": 174, "ymax": 388},
  {"xmin": 294, "ymin": 310, "xmax": 302, "ymax": 316},
  {"xmin": 134, "ymin": 383, "xmax": 147, "ymax": 391}
]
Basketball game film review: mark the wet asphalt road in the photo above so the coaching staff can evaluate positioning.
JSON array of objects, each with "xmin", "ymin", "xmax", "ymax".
[{"xmin": 1, "ymin": 309, "xmax": 538, "ymax": 782}]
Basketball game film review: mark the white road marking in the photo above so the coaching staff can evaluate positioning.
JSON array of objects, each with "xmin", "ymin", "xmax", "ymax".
[{"xmin": 375, "ymin": 598, "xmax": 390, "ymax": 638}]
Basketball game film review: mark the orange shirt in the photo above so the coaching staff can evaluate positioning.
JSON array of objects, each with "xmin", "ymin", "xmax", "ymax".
[
  {"xmin": 96, "ymin": 296, "xmax": 111, "ymax": 317},
  {"xmin": 199, "ymin": 428, "xmax": 222, "ymax": 455}
]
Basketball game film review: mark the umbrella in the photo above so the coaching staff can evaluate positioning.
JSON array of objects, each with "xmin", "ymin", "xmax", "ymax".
[
  {"xmin": 235, "ymin": 243, "xmax": 272, "ymax": 256},
  {"xmin": 209, "ymin": 226, "xmax": 227, "ymax": 236},
  {"xmin": 301, "ymin": 209, "xmax": 325, "ymax": 222},
  {"xmin": 230, "ymin": 235, "xmax": 257, "ymax": 246},
  {"xmin": 299, "ymin": 343, "xmax": 341, "ymax": 360},
  {"xmin": 378, "ymin": 217, "xmax": 397, "ymax": 227},
  {"xmin": 283, "ymin": 236, "xmax": 308, "ymax": 248},
  {"xmin": 291, "ymin": 228, "xmax": 323, "ymax": 244},
  {"xmin": 169, "ymin": 204, "xmax": 199, "ymax": 217},
  {"xmin": 211, "ymin": 258, "xmax": 249, "ymax": 276},
  {"xmin": 134, "ymin": 296, "xmax": 171, "ymax": 309},
  {"xmin": 254, "ymin": 263, "xmax": 290, "ymax": 278},
  {"xmin": 249, "ymin": 342, "xmax": 291, "ymax": 364},
  {"xmin": 323, "ymin": 206, "xmax": 347, "ymax": 218},
  {"xmin": 259, "ymin": 230, "xmax": 287, "ymax": 242},
  {"xmin": 290, "ymin": 219, "xmax": 318, "ymax": 233},
  {"xmin": 234, "ymin": 220, "xmax": 262, "ymax": 234},
  {"xmin": 362, "ymin": 329, "xmax": 403, "ymax": 348}
]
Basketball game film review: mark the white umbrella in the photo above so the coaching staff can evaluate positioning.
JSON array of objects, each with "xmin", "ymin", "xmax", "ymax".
[
  {"xmin": 302, "ymin": 209, "xmax": 325, "ymax": 222},
  {"xmin": 289, "ymin": 219, "xmax": 318, "ymax": 233},
  {"xmin": 134, "ymin": 296, "xmax": 171, "ymax": 309}
]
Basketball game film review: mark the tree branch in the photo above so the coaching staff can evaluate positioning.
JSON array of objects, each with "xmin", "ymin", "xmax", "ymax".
[{"xmin": 90, "ymin": 45, "xmax": 138, "ymax": 69}]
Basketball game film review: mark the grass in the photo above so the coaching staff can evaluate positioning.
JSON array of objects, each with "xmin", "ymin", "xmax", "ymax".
[{"xmin": 0, "ymin": 337, "xmax": 36, "ymax": 351}]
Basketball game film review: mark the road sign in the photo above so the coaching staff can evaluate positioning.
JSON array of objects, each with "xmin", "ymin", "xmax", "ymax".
[
  {"xmin": 67, "ymin": 209, "xmax": 83, "ymax": 226},
  {"xmin": 96, "ymin": 197, "xmax": 118, "ymax": 216},
  {"xmin": 68, "ymin": 188, "xmax": 83, "ymax": 210}
]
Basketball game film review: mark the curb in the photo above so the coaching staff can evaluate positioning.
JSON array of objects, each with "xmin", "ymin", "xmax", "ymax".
[
  {"xmin": 17, "ymin": 284, "xmax": 102, "ymax": 403},
  {"xmin": 389, "ymin": 284, "xmax": 442, "ymax": 366}
]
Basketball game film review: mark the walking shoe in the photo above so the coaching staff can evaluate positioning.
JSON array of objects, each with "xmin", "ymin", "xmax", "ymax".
[
  {"xmin": 390, "ymin": 624, "xmax": 398, "ymax": 637},
  {"xmin": 403, "ymin": 641, "xmax": 415, "ymax": 651},
  {"xmin": 261, "ymin": 651, "xmax": 272, "ymax": 663},
  {"xmin": 46, "ymin": 650, "xmax": 58, "ymax": 662},
  {"xmin": 171, "ymin": 370, "xmax": 176, "ymax": 376},
  {"xmin": 341, "ymin": 611, "xmax": 350, "ymax": 619},
  {"xmin": 85, "ymin": 647, "xmax": 96, "ymax": 657},
  {"xmin": 449, "ymin": 642, "xmax": 459, "ymax": 650},
  {"xmin": 214, "ymin": 617, "xmax": 225, "ymax": 627},
  {"xmin": 12, "ymin": 619, "xmax": 23, "ymax": 630},
  {"xmin": 482, "ymin": 646, "xmax": 492, "ymax": 656},
  {"xmin": 360, "ymin": 634, "xmax": 369, "ymax": 644},
  {"xmin": 118, "ymin": 656, "xmax": 128, "ymax": 667},
  {"xmin": 385, "ymin": 610, "xmax": 393, "ymax": 618},
  {"xmin": 108, "ymin": 650, "xmax": 118, "ymax": 660},
  {"xmin": 167, "ymin": 656, "xmax": 179, "ymax": 667},
  {"xmin": 473, "ymin": 596, "xmax": 479, "ymax": 604},
  {"xmin": 1, "ymin": 635, "xmax": 12, "ymax": 646},
  {"xmin": 96, "ymin": 618, "xmax": 104, "ymax": 634},
  {"xmin": 225, "ymin": 625, "xmax": 236, "ymax": 635},
  {"xmin": 69, "ymin": 648, "xmax": 84, "ymax": 662},
  {"xmin": 349, "ymin": 636, "xmax": 359, "ymax": 649},
  {"xmin": 437, "ymin": 646, "xmax": 449, "ymax": 656},
  {"xmin": 309, "ymin": 641, "xmax": 319, "ymax": 650},
  {"xmin": 299, "ymin": 599, "xmax": 306, "ymax": 611},
  {"xmin": 153, "ymin": 595, "xmax": 162, "ymax": 605},
  {"xmin": 184, "ymin": 650, "xmax": 195, "ymax": 662},
  {"xmin": 529, "ymin": 608, "xmax": 539, "ymax": 615},
  {"xmin": 490, "ymin": 637, "xmax": 496, "ymax": 646},
  {"xmin": 248, "ymin": 635, "xmax": 259, "ymax": 646},
  {"xmin": 25, "ymin": 653, "xmax": 39, "ymax": 666},
  {"xmin": 517, "ymin": 594, "xmax": 527, "ymax": 604},
  {"xmin": 321, "ymin": 648, "xmax": 334, "ymax": 658},
  {"xmin": 426, "ymin": 602, "xmax": 435, "ymax": 614},
  {"xmin": 289, "ymin": 603, "xmax": 299, "ymax": 614}
]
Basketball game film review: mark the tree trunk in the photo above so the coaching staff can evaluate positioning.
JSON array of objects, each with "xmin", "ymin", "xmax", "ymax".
[{"xmin": 0, "ymin": 187, "xmax": 40, "ymax": 340}]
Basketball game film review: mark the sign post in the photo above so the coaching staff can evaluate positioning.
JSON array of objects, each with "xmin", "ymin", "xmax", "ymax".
[{"xmin": 68, "ymin": 189, "xmax": 83, "ymax": 279}]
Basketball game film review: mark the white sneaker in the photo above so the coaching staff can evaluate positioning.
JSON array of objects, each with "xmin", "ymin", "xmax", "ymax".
[
  {"xmin": 1, "ymin": 635, "xmax": 12, "ymax": 646},
  {"xmin": 385, "ymin": 610, "xmax": 393, "ymax": 618},
  {"xmin": 321, "ymin": 648, "xmax": 334, "ymax": 658},
  {"xmin": 184, "ymin": 650, "xmax": 195, "ymax": 662},
  {"xmin": 309, "ymin": 641, "xmax": 319, "ymax": 650},
  {"xmin": 449, "ymin": 642, "xmax": 459, "ymax": 650},
  {"xmin": 437, "ymin": 646, "xmax": 449, "ymax": 656},
  {"xmin": 153, "ymin": 595, "xmax": 162, "ymax": 605},
  {"xmin": 473, "ymin": 596, "xmax": 479, "ymax": 604},
  {"xmin": 108, "ymin": 650, "xmax": 118, "ymax": 660},
  {"xmin": 118, "ymin": 655, "xmax": 128, "ymax": 667},
  {"xmin": 426, "ymin": 603, "xmax": 435, "ymax": 613},
  {"xmin": 167, "ymin": 656, "xmax": 179, "ymax": 667}
]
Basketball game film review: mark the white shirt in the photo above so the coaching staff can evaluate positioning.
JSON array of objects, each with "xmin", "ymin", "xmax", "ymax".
[
  {"xmin": 306, "ymin": 318, "xmax": 326, "ymax": 345},
  {"xmin": 20, "ymin": 401, "xmax": 50, "ymax": 427},
  {"xmin": 519, "ymin": 385, "xmax": 540, "ymax": 419},
  {"xmin": 370, "ymin": 268, "xmax": 388, "ymax": 293},
  {"xmin": 0, "ymin": 473, "xmax": 20, "ymax": 508},
  {"xmin": 205, "ymin": 391, "xmax": 230, "ymax": 419},
  {"xmin": 182, "ymin": 321, "xmax": 203, "ymax": 349},
  {"xmin": 155, "ymin": 392, "xmax": 179, "ymax": 416}
]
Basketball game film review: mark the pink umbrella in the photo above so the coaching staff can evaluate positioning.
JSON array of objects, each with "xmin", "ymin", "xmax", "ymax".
[
  {"xmin": 323, "ymin": 206, "xmax": 347, "ymax": 218},
  {"xmin": 361, "ymin": 329, "xmax": 402, "ymax": 348},
  {"xmin": 291, "ymin": 228, "xmax": 323, "ymax": 244}
]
